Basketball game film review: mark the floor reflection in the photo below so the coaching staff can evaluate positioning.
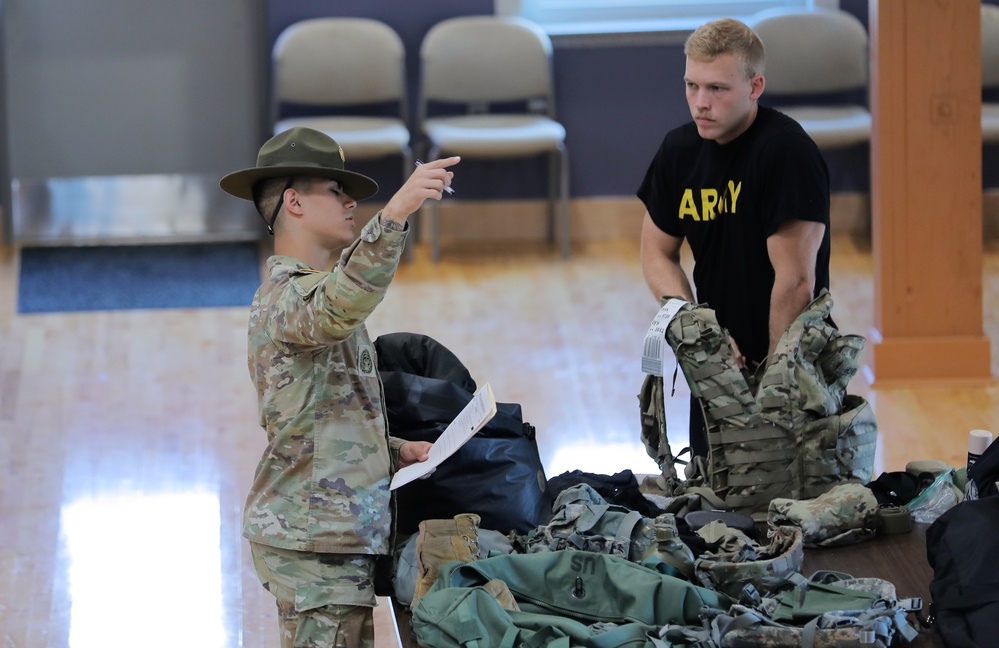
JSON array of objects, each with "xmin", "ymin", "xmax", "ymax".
[{"xmin": 60, "ymin": 489, "xmax": 226, "ymax": 648}]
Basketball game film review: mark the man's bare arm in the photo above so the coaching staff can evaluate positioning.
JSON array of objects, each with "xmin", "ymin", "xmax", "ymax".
[
  {"xmin": 766, "ymin": 219, "xmax": 826, "ymax": 359},
  {"xmin": 640, "ymin": 211, "xmax": 694, "ymax": 302}
]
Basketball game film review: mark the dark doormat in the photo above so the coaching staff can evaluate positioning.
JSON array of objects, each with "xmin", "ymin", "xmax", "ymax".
[{"xmin": 17, "ymin": 242, "xmax": 263, "ymax": 314}]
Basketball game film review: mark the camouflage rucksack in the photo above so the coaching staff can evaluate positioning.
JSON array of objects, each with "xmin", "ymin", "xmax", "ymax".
[
  {"xmin": 522, "ymin": 483, "xmax": 656, "ymax": 562},
  {"xmin": 709, "ymin": 570, "xmax": 922, "ymax": 647},
  {"xmin": 639, "ymin": 290, "xmax": 877, "ymax": 519}
]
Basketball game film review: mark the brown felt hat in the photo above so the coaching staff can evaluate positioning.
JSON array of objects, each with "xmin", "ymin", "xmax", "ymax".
[{"xmin": 220, "ymin": 127, "xmax": 378, "ymax": 201}]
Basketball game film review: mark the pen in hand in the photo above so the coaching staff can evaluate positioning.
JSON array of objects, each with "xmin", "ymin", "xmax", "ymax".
[{"xmin": 415, "ymin": 159, "xmax": 455, "ymax": 195}]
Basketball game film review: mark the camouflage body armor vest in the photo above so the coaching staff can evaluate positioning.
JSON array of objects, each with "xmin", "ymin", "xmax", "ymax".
[{"xmin": 640, "ymin": 290, "xmax": 877, "ymax": 518}]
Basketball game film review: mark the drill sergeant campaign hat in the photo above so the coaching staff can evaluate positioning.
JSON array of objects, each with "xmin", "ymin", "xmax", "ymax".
[{"xmin": 220, "ymin": 127, "xmax": 379, "ymax": 231}]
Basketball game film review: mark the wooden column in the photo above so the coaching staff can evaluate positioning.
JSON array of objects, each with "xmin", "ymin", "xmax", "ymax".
[{"xmin": 868, "ymin": 0, "xmax": 992, "ymax": 383}]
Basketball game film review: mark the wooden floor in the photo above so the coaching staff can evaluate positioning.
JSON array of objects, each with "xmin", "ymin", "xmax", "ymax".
[{"xmin": 1, "ymin": 231, "xmax": 997, "ymax": 647}]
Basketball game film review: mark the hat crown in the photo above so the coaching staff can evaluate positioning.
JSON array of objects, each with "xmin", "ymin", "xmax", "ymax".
[
  {"xmin": 258, "ymin": 127, "xmax": 347, "ymax": 171},
  {"xmin": 219, "ymin": 126, "xmax": 378, "ymax": 202}
]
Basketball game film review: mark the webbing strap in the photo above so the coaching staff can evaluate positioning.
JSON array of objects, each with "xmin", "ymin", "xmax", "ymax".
[
  {"xmin": 800, "ymin": 616, "xmax": 819, "ymax": 648},
  {"xmin": 705, "ymin": 402, "xmax": 744, "ymax": 420},
  {"xmin": 677, "ymin": 485, "xmax": 730, "ymax": 510},
  {"xmin": 689, "ymin": 362, "xmax": 727, "ymax": 381},
  {"xmin": 711, "ymin": 608, "xmax": 766, "ymax": 644},
  {"xmin": 835, "ymin": 430, "xmax": 878, "ymax": 450},
  {"xmin": 724, "ymin": 447, "xmax": 797, "ymax": 464},
  {"xmin": 456, "ymin": 602, "xmax": 483, "ymax": 648},
  {"xmin": 498, "ymin": 627, "xmax": 520, "ymax": 648},
  {"xmin": 709, "ymin": 425, "xmax": 788, "ymax": 445},
  {"xmin": 699, "ymin": 383, "xmax": 735, "ymax": 400},
  {"xmin": 760, "ymin": 373, "xmax": 784, "ymax": 387},
  {"xmin": 679, "ymin": 320, "xmax": 702, "ymax": 345},
  {"xmin": 725, "ymin": 477, "xmax": 798, "ymax": 510},
  {"xmin": 758, "ymin": 394, "xmax": 787, "ymax": 409},
  {"xmin": 727, "ymin": 469, "xmax": 793, "ymax": 487},
  {"xmin": 614, "ymin": 510, "xmax": 644, "ymax": 551}
]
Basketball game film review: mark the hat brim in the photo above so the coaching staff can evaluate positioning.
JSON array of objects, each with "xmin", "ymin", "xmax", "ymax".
[{"xmin": 219, "ymin": 165, "xmax": 379, "ymax": 202}]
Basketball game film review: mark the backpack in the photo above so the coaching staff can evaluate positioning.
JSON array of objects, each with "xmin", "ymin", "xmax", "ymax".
[
  {"xmin": 639, "ymin": 290, "xmax": 877, "ymax": 519},
  {"xmin": 411, "ymin": 551, "xmax": 733, "ymax": 648},
  {"xmin": 926, "ymin": 496, "xmax": 999, "ymax": 646},
  {"xmin": 966, "ymin": 433, "xmax": 999, "ymax": 500},
  {"xmin": 522, "ymin": 483, "xmax": 656, "ymax": 562},
  {"xmin": 711, "ymin": 571, "xmax": 921, "ymax": 647},
  {"xmin": 375, "ymin": 332, "xmax": 552, "ymax": 536}
]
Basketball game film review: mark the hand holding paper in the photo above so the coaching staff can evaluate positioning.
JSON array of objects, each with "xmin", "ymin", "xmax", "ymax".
[{"xmin": 390, "ymin": 383, "xmax": 497, "ymax": 490}]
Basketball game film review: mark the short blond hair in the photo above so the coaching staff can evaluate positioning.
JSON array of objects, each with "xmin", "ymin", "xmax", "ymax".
[{"xmin": 684, "ymin": 18, "xmax": 765, "ymax": 78}]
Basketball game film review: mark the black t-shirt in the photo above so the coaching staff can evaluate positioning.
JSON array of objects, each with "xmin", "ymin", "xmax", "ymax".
[{"xmin": 637, "ymin": 106, "xmax": 831, "ymax": 364}]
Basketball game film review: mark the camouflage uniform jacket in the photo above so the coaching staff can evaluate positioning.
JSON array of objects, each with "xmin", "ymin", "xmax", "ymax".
[{"xmin": 243, "ymin": 215, "xmax": 409, "ymax": 555}]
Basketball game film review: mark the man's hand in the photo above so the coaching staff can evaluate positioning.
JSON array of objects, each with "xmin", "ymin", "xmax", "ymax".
[
  {"xmin": 728, "ymin": 335, "xmax": 746, "ymax": 369},
  {"xmin": 399, "ymin": 441, "xmax": 433, "ymax": 469},
  {"xmin": 381, "ymin": 156, "xmax": 460, "ymax": 226}
]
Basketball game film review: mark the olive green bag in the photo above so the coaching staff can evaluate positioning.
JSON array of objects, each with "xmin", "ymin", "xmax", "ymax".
[{"xmin": 411, "ymin": 550, "xmax": 733, "ymax": 648}]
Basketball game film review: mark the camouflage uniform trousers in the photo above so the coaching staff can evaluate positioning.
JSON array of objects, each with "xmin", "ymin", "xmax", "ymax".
[{"xmin": 251, "ymin": 542, "xmax": 377, "ymax": 648}]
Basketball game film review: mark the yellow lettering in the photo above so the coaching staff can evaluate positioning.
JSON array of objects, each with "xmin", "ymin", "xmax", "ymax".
[
  {"xmin": 678, "ymin": 189, "xmax": 700, "ymax": 221},
  {"xmin": 727, "ymin": 181, "xmax": 742, "ymax": 213},
  {"xmin": 700, "ymin": 189, "xmax": 719, "ymax": 221}
]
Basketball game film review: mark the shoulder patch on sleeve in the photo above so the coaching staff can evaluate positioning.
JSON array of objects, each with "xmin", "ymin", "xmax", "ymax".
[{"xmin": 288, "ymin": 269, "xmax": 326, "ymax": 298}]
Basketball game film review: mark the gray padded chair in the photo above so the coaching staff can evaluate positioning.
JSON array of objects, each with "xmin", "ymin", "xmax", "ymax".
[
  {"xmin": 748, "ymin": 7, "xmax": 871, "ymax": 149},
  {"xmin": 418, "ymin": 16, "xmax": 569, "ymax": 262},
  {"xmin": 272, "ymin": 18, "xmax": 415, "ymax": 256},
  {"xmin": 982, "ymin": 4, "xmax": 999, "ymax": 143}
]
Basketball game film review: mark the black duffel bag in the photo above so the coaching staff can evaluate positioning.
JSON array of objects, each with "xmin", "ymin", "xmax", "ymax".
[{"xmin": 375, "ymin": 332, "xmax": 552, "ymax": 537}]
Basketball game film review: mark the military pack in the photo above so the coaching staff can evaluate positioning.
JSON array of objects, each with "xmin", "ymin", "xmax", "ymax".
[
  {"xmin": 639, "ymin": 290, "xmax": 877, "ymax": 519},
  {"xmin": 522, "ymin": 483, "xmax": 656, "ymax": 562},
  {"xmin": 767, "ymin": 483, "xmax": 880, "ymax": 548},
  {"xmin": 411, "ymin": 550, "xmax": 733, "ymax": 648},
  {"xmin": 410, "ymin": 549, "xmax": 922, "ymax": 648}
]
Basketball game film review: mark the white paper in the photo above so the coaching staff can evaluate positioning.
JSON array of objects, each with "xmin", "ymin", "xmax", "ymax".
[
  {"xmin": 390, "ymin": 383, "xmax": 498, "ymax": 490},
  {"xmin": 641, "ymin": 298, "xmax": 688, "ymax": 375}
]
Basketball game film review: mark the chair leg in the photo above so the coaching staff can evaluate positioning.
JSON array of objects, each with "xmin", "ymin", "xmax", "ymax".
[
  {"xmin": 559, "ymin": 146, "xmax": 570, "ymax": 259},
  {"xmin": 547, "ymin": 151, "xmax": 558, "ymax": 244},
  {"xmin": 431, "ymin": 200, "xmax": 441, "ymax": 263},
  {"xmin": 401, "ymin": 151, "xmax": 416, "ymax": 262},
  {"xmin": 426, "ymin": 144, "xmax": 443, "ymax": 263}
]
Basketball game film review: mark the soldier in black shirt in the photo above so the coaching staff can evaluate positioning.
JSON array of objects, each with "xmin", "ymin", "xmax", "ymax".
[{"xmin": 637, "ymin": 18, "xmax": 830, "ymax": 458}]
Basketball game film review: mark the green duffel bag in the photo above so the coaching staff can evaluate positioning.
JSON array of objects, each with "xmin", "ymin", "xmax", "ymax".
[{"xmin": 412, "ymin": 550, "xmax": 733, "ymax": 648}]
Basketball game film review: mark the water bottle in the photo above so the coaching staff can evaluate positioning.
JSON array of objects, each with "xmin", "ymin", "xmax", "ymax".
[
  {"xmin": 968, "ymin": 429, "xmax": 993, "ymax": 472},
  {"xmin": 643, "ymin": 513, "xmax": 695, "ymax": 581}
]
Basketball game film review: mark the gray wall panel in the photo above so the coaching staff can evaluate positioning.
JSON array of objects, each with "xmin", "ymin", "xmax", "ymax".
[{"xmin": 5, "ymin": 0, "xmax": 265, "ymax": 180}]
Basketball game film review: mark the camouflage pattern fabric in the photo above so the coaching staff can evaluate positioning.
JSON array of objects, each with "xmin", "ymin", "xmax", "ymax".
[
  {"xmin": 768, "ymin": 483, "xmax": 879, "ymax": 548},
  {"xmin": 639, "ymin": 372, "xmax": 683, "ymax": 492},
  {"xmin": 713, "ymin": 573, "xmax": 920, "ymax": 647},
  {"xmin": 243, "ymin": 215, "xmax": 408, "ymax": 555},
  {"xmin": 250, "ymin": 543, "xmax": 376, "ymax": 648},
  {"xmin": 694, "ymin": 524, "xmax": 804, "ymax": 599},
  {"xmin": 640, "ymin": 290, "xmax": 877, "ymax": 519},
  {"xmin": 523, "ymin": 483, "xmax": 656, "ymax": 562}
]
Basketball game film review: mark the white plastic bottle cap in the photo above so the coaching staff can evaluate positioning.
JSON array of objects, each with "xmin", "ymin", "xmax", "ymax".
[{"xmin": 969, "ymin": 429, "xmax": 994, "ymax": 456}]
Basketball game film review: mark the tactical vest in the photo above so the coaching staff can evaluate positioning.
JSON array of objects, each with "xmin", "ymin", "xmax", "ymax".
[{"xmin": 640, "ymin": 290, "xmax": 877, "ymax": 518}]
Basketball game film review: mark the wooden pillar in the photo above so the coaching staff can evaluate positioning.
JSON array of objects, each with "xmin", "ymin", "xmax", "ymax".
[{"xmin": 868, "ymin": 0, "xmax": 992, "ymax": 383}]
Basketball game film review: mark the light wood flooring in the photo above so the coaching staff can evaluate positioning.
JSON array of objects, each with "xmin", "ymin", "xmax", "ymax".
[{"xmin": 1, "ymin": 230, "xmax": 997, "ymax": 647}]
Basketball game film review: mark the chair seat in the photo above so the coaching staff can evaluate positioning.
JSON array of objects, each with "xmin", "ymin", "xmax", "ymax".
[
  {"xmin": 274, "ymin": 116, "xmax": 411, "ymax": 159},
  {"xmin": 424, "ymin": 115, "xmax": 566, "ymax": 157},
  {"xmin": 983, "ymin": 104, "xmax": 999, "ymax": 144},
  {"xmin": 776, "ymin": 105, "xmax": 872, "ymax": 149}
]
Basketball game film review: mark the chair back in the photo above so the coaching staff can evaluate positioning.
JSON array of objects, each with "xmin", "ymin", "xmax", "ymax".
[
  {"xmin": 419, "ymin": 16, "xmax": 555, "ymax": 115},
  {"xmin": 983, "ymin": 4, "xmax": 999, "ymax": 89},
  {"xmin": 273, "ymin": 18, "xmax": 406, "ymax": 108},
  {"xmin": 749, "ymin": 8, "xmax": 868, "ymax": 96}
]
